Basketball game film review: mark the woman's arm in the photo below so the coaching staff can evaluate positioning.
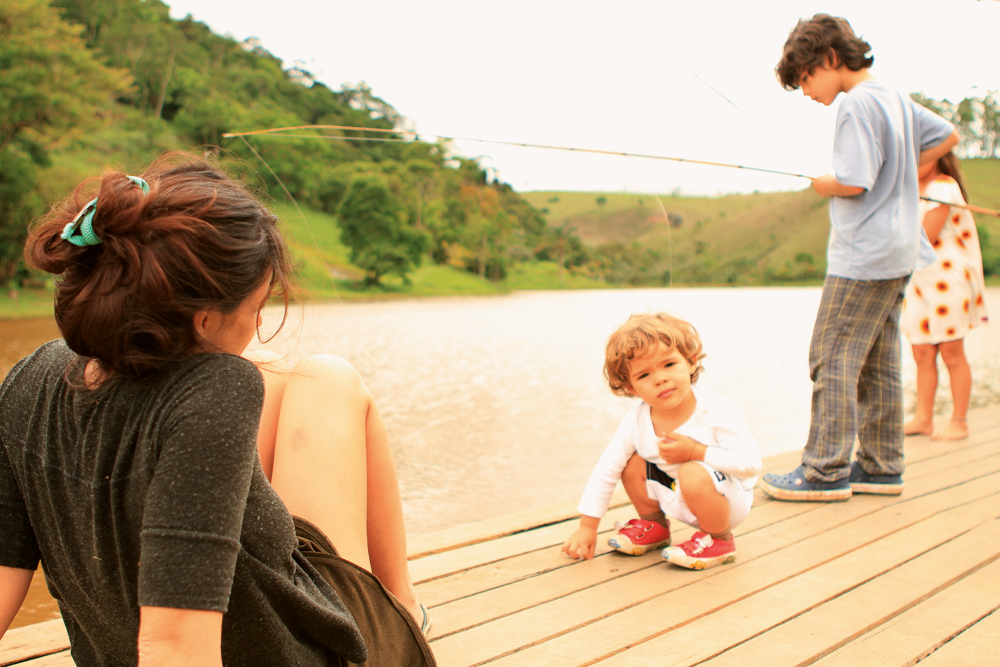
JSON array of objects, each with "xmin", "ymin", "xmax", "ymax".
[
  {"xmin": 0, "ymin": 566, "xmax": 33, "ymax": 640},
  {"xmin": 137, "ymin": 606, "xmax": 223, "ymax": 667},
  {"xmin": 921, "ymin": 204, "xmax": 950, "ymax": 245}
]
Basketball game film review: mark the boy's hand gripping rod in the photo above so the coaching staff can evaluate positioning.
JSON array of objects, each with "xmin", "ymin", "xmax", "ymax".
[{"xmin": 222, "ymin": 125, "xmax": 1000, "ymax": 218}]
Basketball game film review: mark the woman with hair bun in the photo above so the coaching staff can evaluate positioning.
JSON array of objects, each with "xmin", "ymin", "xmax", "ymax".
[{"xmin": 0, "ymin": 154, "xmax": 434, "ymax": 666}]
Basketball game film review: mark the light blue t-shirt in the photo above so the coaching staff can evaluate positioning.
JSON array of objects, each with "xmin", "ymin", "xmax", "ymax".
[{"xmin": 828, "ymin": 80, "xmax": 953, "ymax": 280}]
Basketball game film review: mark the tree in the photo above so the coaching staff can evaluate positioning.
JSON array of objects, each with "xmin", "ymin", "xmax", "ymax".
[
  {"xmin": 336, "ymin": 174, "xmax": 429, "ymax": 285},
  {"xmin": 0, "ymin": 0, "xmax": 131, "ymax": 284},
  {"xmin": 552, "ymin": 222, "xmax": 577, "ymax": 285},
  {"xmin": 0, "ymin": 150, "xmax": 41, "ymax": 285}
]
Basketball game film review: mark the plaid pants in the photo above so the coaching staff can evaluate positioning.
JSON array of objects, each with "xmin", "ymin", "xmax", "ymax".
[{"xmin": 803, "ymin": 275, "xmax": 910, "ymax": 483}]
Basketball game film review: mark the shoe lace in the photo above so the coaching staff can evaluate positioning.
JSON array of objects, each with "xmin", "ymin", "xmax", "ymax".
[
  {"xmin": 689, "ymin": 534, "xmax": 714, "ymax": 554},
  {"xmin": 614, "ymin": 518, "xmax": 652, "ymax": 534}
]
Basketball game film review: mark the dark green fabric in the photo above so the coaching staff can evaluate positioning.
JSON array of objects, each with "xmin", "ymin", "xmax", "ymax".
[{"xmin": 296, "ymin": 517, "xmax": 437, "ymax": 667}]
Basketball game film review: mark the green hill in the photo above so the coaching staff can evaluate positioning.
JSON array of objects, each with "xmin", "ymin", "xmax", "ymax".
[{"xmin": 524, "ymin": 158, "xmax": 1000, "ymax": 285}]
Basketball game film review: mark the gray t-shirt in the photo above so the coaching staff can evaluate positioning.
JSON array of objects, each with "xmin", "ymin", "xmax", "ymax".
[
  {"xmin": 829, "ymin": 80, "xmax": 953, "ymax": 279},
  {"xmin": 0, "ymin": 341, "xmax": 365, "ymax": 666}
]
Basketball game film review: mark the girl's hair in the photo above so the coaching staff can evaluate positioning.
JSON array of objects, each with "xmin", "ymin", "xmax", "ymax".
[
  {"xmin": 24, "ymin": 152, "xmax": 293, "ymax": 383},
  {"xmin": 604, "ymin": 313, "xmax": 706, "ymax": 396},
  {"xmin": 776, "ymin": 14, "xmax": 874, "ymax": 90},
  {"xmin": 937, "ymin": 152, "xmax": 970, "ymax": 204}
]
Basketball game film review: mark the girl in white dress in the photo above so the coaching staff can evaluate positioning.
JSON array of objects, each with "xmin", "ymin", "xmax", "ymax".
[{"xmin": 901, "ymin": 153, "xmax": 989, "ymax": 440}]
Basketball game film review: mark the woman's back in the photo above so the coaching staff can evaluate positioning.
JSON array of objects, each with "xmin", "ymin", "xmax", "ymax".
[{"xmin": 0, "ymin": 341, "xmax": 365, "ymax": 666}]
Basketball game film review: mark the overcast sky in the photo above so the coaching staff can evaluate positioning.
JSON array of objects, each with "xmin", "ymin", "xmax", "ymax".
[{"xmin": 165, "ymin": 0, "xmax": 1000, "ymax": 195}]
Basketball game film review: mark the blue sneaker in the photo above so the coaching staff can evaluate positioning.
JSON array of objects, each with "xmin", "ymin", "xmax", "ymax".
[
  {"xmin": 761, "ymin": 465, "xmax": 851, "ymax": 502},
  {"xmin": 849, "ymin": 461, "xmax": 904, "ymax": 495}
]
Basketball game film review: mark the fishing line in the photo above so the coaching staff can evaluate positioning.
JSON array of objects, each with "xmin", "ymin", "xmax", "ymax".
[
  {"xmin": 235, "ymin": 135, "xmax": 343, "ymax": 304},
  {"xmin": 651, "ymin": 193, "xmax": 674, "ymax": 287}
]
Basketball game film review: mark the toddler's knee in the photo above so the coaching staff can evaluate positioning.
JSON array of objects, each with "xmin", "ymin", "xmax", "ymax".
[
  {"xmin": 621, "ymin": 453, "xmax": 646, "ymax": 483},
  {"xmin": 678, "ymin": 462, "xmax": 716, "ymax": 496}
]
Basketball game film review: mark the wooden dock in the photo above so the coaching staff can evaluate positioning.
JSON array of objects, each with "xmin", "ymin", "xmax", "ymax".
[{"xmin": 4, "ymin": 404, "xmax": 999, "ymax": 666}]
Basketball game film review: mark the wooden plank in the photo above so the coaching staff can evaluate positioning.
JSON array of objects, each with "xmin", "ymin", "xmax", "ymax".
[
  {"xmin": 12, "ymin": 651, "xmax": 73, "ymax": 667},
  {"xmin": 916, "ymin": 609, "xmax": 1000, "ymax": 667},
  {"xmin": 544, "ymin": 496, "xmax": 1000, "ymax": 667},
  {"xmin": 811, "ymin": 559, "xmax": 1000, "ymax": 666},
  {"xmin": 424, "ymin": 499, "xmax": 809, "ymax": 636},
  {"xmin": 693, "ymin": 517, "xmax": 1000, "ymax": 667},
  {"xmin": 423, "ymin": 445, "xmax": 1000, "ymax": 628},
  {"xmin": 410, "ymin": 503, "xmax": 638, "ymax": 585},
  {"xmin": 419, "ymin": 433, "xmax": 1000, "ymax": 612},
  {"xmin": 427, "ymin": 474, "xmax": 1000, "ymax": 666},
  {"xmin": 408, "ymin": 489, "xmax": 633, "ymax": 559},
  {"xmin": 0, "ymin": 621, "xmax": 68, "ymax": 667}
]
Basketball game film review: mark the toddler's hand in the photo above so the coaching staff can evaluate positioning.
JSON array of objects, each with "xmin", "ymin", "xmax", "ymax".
[
  {"xmin": 561, "ymin": 526, "xmax": 597, "ymax": 560},
  {"xmin": 659, "ymin": 433, "xmax": 699, "ymax": 464}
]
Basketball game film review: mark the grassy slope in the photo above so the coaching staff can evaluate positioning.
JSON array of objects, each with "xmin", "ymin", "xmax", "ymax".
[{"xmin": 525, "ymin": 158, "xmax": 1000, "ymax": 285}]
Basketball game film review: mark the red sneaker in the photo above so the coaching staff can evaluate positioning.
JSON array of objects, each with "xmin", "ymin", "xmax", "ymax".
[
  {"xmin": 662, "ymin": 532, "xmax": 736, "ymax": 570},
  {"xmin": 607, "ymin": 519, "xmax": 671, "ymax": 555}
]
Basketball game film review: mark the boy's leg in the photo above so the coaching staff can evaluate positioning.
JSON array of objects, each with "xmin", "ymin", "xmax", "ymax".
[
  {"xmin": 675, "ymin": 462, "xmax": 730, "ymax": 535},
  {"xmin": 803, "ymin": 277, "xmax": 906, "ymax": 481},
  {"xmin": 620, "ymin": 452, "xmax": 662, "ymax": 516},
  {"xmin": 855, "ymin": 278, "xmax": 907, "ymax": 477},
  {"xmin": 662, "ymin": 462, "xmax": 742, "ymax": 570},
  {"xmin": 763, "ymin": 276, "xmax": 905, "ymax": 501},
  {"xmin": 608, "ymin": 454, "xmax": 671, "ymax": 555}
]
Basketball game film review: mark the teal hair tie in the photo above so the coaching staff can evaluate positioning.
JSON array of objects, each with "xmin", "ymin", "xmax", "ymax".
[{"xmin": 61, "ymin": 175, "xmax": 149, "ymax": 247}]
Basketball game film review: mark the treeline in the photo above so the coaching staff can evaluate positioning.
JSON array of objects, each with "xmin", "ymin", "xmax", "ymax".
[
  {"xmin": 0, "ymin": 0, "xmax": 565, "ymax": 288},
  {"xmin": 911, "ymin": 92, "xmax": 1000, "ymax": 159}
]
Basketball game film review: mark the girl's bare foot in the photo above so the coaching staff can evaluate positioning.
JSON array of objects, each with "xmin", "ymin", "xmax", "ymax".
[
  {"xmin": 931, "ymin": 419, "xmax": 968, "ymax": 441},
  {"xmin": 903, "ymin": 417, "xmax": 933, "ymax": 436}
]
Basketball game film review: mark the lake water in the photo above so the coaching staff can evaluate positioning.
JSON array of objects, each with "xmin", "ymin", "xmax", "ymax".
[{"xmin": 3, "ymin": 288, "xmax": 998, "ymax": 539}]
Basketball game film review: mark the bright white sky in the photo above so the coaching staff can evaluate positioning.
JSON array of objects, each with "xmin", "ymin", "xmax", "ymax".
[{"xmin": 166, "ymin": 0, "xmax": 1000, "ymax": 195}]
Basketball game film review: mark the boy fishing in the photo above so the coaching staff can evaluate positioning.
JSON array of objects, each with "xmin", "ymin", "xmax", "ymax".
[{"xmin": 761, "ymin": 14, "xmax": 959, "ymax": 501}]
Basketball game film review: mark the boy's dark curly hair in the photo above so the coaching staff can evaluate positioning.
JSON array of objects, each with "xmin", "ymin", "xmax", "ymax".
[{"xmin": 776, "ymin": 14, "xmax": 874, "ymax": 90}]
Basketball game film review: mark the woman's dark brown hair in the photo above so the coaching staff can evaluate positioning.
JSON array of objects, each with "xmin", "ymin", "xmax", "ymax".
[
  {"xmin": 938, "ymin": 152, "xmax": 970, "ymax": 204},
  {"xmin": 24, "ymin": 152, "xmax": 293, "ymax": 382},
  {"xmin": 776, "ymin": 14, "xmax": 874, "ymax": 90}
]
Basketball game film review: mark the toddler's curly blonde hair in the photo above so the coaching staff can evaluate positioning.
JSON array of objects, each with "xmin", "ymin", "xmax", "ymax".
[{"xmin": 604, "ymin": 313, "xmax": 706, "ymax": 396}]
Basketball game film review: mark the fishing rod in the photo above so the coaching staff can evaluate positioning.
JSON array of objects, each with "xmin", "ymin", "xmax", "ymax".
[
  {"xmin": 222, "ymin": 124, "xmax": 1000, "ymax": 217},
  {"xmin": 921, "ymin": 197, "xmax": 1000, "ymax": 218},
  {"xmin": 223, "ymin": 124, "xmax": 815, "ymax": 180}
]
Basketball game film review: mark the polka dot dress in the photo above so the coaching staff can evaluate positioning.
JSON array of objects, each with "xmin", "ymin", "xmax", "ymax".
[{"xmin": 902, "ymin": 176, "xmax": 989, "ymax": 345}]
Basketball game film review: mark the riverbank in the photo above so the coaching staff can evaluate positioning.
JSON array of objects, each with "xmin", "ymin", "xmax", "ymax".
[{"xmin": 5, "ymin": 274, "xmax": 997, "ymax": 322}]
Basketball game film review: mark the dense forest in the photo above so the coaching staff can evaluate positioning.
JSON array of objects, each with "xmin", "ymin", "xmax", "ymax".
[
  {"xmin": 2, "ymin": 0, "xmax": 998, "ymax": 297},
  {"xmin": 0, "ymin": 0, "xmax": 558, "ymax": 290}
]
